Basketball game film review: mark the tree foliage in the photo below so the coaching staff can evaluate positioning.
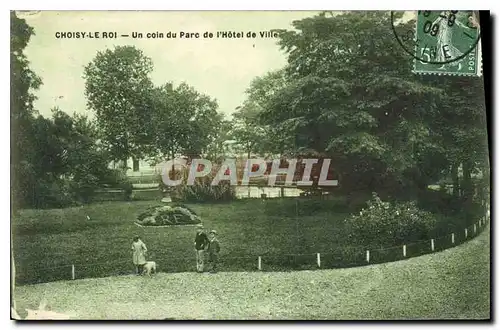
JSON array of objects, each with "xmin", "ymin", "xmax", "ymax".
[
  {"xmin": 425, "ymin": 75, "xmax": 489, "ymax": 202},
  {"xmin": 12, "ymin": 10, "xmax": 488, "ymax": 211},
  {"xmin": 83, "ymin": 46, "xmax": 155, "ymax": 167},
  {"xmin": 10, "ymin": 12, "xmax": 115, "ymax": 208},
  {"xmin": 26, "ymin": 109, "xmax": 112, "ymax": 206},
  {"xmin": 230, "ymin": 69, "xmax": 289, "ymax": 158},
  {"xmin": 205, "ymin": 117, "xmax": 232, "ymax": 161},
  {"xmin": 247, "ymin": 11, "xmax": 487, "ymax": 202},
  {"xmin": 148, "ymin": 82, "xmax": 221, "ymax": 161},
  {"xmin": 11, "ymin": 11, "xmax": 42, "ymax": 210}
]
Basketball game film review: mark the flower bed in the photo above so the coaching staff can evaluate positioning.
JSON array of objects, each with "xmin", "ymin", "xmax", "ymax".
[{"xmin": 135, "ymin": 204, "xmax": 201, "ymax": 226}]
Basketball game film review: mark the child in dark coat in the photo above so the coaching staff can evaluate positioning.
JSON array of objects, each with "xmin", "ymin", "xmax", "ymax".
[
  {"xmin": 207, "ymin": 230, "xmax": 221, "ymax": 273},
  {"xmin": 194, "ymin": 224, "xmax": 209, "ymax": 272}
]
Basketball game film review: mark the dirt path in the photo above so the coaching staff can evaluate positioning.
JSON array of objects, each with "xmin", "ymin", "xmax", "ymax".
[{"xmin": 13, "ymin": 226, "xmax": 490, "ymax": 320}]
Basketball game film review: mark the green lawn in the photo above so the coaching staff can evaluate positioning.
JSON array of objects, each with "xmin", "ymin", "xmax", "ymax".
[
  {"xmin": 13, "ymin": 225, "xmax": 490, "ymax": 320},
  {"xmin": 12, "ymin": 197, "xmax": 482, "ymax": 284},
  {"xmin": 12, "ymin": 199, "xmax": 355, "ymax": 283}
]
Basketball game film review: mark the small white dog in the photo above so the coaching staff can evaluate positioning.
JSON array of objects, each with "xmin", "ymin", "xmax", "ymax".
[{"xmin": 142, "ymin": 261, "xmax": 157, "ymax": 276}]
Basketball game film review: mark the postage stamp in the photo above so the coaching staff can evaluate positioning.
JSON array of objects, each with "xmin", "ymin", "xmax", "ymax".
[{"xmin": 412, "ymin": 11, "xmax": 482, "ymax": 76}]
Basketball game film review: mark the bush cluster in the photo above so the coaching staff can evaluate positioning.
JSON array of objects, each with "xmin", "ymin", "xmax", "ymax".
[
  {"xmin": 167, "ymin": 172, "xmax": 236, "ymax": 203},
  {"xmin": 345, "ymin": 192, "xmax": 437, "ymax": 247}
]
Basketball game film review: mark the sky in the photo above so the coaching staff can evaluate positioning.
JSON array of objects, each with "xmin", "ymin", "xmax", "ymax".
[{"xmin": 20, "ymin": 11, "xmax": 321, "ymax": 119}]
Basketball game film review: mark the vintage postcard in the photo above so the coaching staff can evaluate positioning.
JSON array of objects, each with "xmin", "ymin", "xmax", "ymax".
[{"xmin": 11, "ymin": 10, "xmax": 490, "ymax": 320}]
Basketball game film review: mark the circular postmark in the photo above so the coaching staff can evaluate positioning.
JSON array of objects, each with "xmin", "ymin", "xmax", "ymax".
[{"xmin": 390, "ymin": 11, "xmax": 481, "ymax": 65}]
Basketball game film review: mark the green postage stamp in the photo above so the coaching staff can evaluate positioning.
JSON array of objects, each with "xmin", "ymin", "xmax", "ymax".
[{"xmin": 413, "ymin": 11, "xmax": 482, "ymax": 76}]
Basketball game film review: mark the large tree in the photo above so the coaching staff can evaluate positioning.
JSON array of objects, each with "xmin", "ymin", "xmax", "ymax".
[
  {"xmin": 83, "ymin": 46, "xmax": 155, "ymax": 169},
  {"xmin": 149, "ymin": 82, "xmax": 221, "ymax": 161},
  {"xmin": 204, "ymin": 115, "xmax": 231, "ymax": 161},
  {"xmin": 25, "ymin": 108, "xmax": 112, "ymax": 206},
  {"xmin": 11, "ymin": 11, "xmax": 42, "ymax": 210},
  {"xmin": 426, "ymin": 75, "xmax": 489, "ymax": 202},
  {"xmin": 10, "ymin": 11, "xmax": 42, "ymax": 312},
  {"xmin": 259, "ymin": 11, "xmax": 445, "ymax": 195},
  {"xmin": 231, "ymin": 69, "xmax": 289, "ymax": 158},
  {"xmin": 230, "ymin": 104, "xmax": 268, "ymax": 159},
  {"xmin": 11, "ymin": 12, "xmax": 113, "ymax": 209}
]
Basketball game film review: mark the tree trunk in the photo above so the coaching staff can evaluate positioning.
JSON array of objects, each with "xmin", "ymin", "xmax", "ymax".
[
  {"xmin": 247, "ymin": 149, "xmax": 251, "ymax": 198},
  {"xmin": 122, "ymin": 157, "xmax": 128, "ymax": 171},
  {"xmin": 482, "ymin": 164, "xmax": 490, "ymax": 206},
  {"xmin": 413, "ymin": 166, "xmax": 429, "ymax": 195},
  {"xmin": 462, "ymin": 161, "xmax": 473, "ymax": 204},
  {"xmin": 451, "ymin": 163, "xmax": 460, "ymax": 197}
]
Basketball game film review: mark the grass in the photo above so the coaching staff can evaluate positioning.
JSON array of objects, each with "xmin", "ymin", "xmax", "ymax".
[
  {"xmin": 12, "ymin": 197, "xmax": 483, "ymax": 284},
  {"xmin": 12, "ymin": 199, "xmax": 351, "ymax": 283},
  {"xmin": 13, "ymin": 225, "xmax": 490, "ymax": 320}
]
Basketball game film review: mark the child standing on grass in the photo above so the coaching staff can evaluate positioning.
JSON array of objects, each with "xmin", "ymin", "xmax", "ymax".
[
  {"xmin": 132, "ymin": 236, "xmax": 147, "ymax": 275},
  {"xmin": 207, "ymin": 230, "xmax": 221, "ymax": 273},
  {"xmin": 194, "ymin": 224, "xmax": 209, "ymax": 272}
]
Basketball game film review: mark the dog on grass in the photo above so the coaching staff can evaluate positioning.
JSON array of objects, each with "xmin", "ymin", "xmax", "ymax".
[{"xmin": 142, "ymin": 261, "xmax": 157, "ymax": 276}]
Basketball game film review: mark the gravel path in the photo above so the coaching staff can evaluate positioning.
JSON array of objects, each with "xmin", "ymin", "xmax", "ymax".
[{"xmin": 13, "ymin": 226, "xmax": 490, "ymax": 320}]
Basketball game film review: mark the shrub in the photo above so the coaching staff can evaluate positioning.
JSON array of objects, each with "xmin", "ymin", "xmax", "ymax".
[
  {"xmin": 33, "ymin": 179, "xmax": 76, "ymax": 208},
  {"xmin": 69, "ymin": 173, "xmax": 101, "ymax": 204},
  {"xmin": 417, "ymin": 189, "xmax": 483, "ymax": 227},
  {"xmin": 346, "ymin": 192, "xmax": 437, "ymax": 248},
  {"xmin": 102, "ymin": 169, "xmax": 134, "ymax": 201},
  {"xmin": 121, "ymin": 181, "xmax": 133, "ymax": 201},
  {"xmin": 172, "ymin": 174, "xmax": 236, "ymax": 203},
  {"xmin": 417, "ymin": 189, "xmax": 462, "ymax": 215}
]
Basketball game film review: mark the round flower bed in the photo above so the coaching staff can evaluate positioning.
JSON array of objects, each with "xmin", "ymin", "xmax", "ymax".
[{"xmin": 135, "ymin": 204, "xmax": 201, "ymax": 226}]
